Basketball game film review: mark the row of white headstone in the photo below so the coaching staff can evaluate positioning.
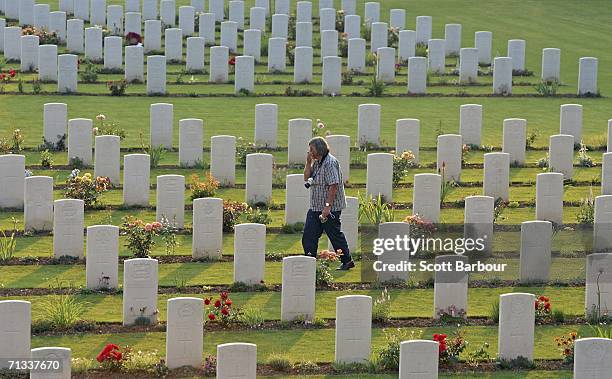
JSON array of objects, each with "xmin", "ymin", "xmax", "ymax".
[{"xmin": 2, "ymin": 293, "xmax": 612, "ymax": 377}]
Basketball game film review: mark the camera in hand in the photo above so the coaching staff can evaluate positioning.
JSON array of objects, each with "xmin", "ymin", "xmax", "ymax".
[{"xmin": 304, "ymin": 177, "xmax": 314, "ymax": 189}]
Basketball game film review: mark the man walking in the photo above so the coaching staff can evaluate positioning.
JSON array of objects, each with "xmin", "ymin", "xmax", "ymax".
[{"xmin": 302, "ymin": 137, "xmax": 355, "ymax": 270}]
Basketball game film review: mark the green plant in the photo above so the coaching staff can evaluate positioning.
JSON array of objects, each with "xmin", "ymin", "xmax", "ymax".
[
  {"xmin": 554, "ymin": 331, "xmax": 579, "ymax": 364},
  {"xmin": 577, "ymin": 142, "xmax": 595, "ymax": 167},
  {"xmin": 552, "ymin": 309, "xmax": 566, "ymax": 323},
  {"xmin": 121, "ymin": 216, "xmax": 162, "ymax": 258},
  {"xmin": 10, "ymin": 128, "xmax": 24, "ymax": 152},
  {"xmin": 40, "ymin": 149, "xmax": 54, "ymax": 168},
  {"xmin": 190, "ymin": 173, "xmax": 220, "ymax": 200},
  {"xmin": 526, "ymin": 128, "xmax": 540, "ymax": 148},
  {"xmin": 392, "ymin": 150, "xmax": 417, "ymax": 185},
  {"xmin": 436, "ymin": 328, "xmax": 468, "ymax": 364},
  {"xmin": 39, "ymin": 292, "xmax": 87, "ymax": 329},
  {"xmin": 535, "ymin": 295, "xmax": 552, "ymax": 323},
  {"xmin": 94, "ymin": 114, "xmax": 127, "ymax": 140},
  {"xmin": 0, "ymin": 218, "xmax": 18, "ymax": 263},
  {"xmin": 536, "ymin": 154, "xmax": 549, "ymax": 169},
  {"xmin": 266, "ymin": 353, "xmax": 292, "ymax": 372},
  {"xmin": 493, "ymin": 198, "xmax": 508, "ymax": 224},
  {"xmin": 314, "ymin": 249, "xmax": 341, "ymax": 287},
  {"xmin": 436, "ymin": 305, "xmax": 467, "ymax": 324},
  {"xmin": 588, "ymin": 324, "xmax": 612, "ymax": 339},
  {"xmin": 490, "ymin": 298, "xmax": 500, "ymax": 323},
  {"xmin": 237, "ymin": 307, "xmax": 265, "ymax": 328},
  {"xmin": 358, "ymin": 192, "xmax": 394, "ymax": 225},
  {"xmin": 294, "ymin": 360, "xmax": 319, "ymax": 373},
  {"xmin": 366, "ymin": 76, "xmax": 386, "ymax": 96},
  {"xmin": 80, "ymin": 60, "xmax": 99, "ymax": 83},
  {"xmin": 204, "ymin": 291, "xmax": 237, "ymax": 324},
  {"xmin": 576, "ymin": 187, "xmax": 595, "ymax": 225},
  {"xmin": 107, "ymin": 79, "xmax": 128, "ymax": 96},
  {"xmin": 272, "ymin": 165, "xmax": 288, "ymax": 187},
  {"xmin": 372, "ymin": 287, "xmax": 392, "ymax": 322},
  {"xmin": 534, "ymin": 80, "xmax": 559, "ymax": 96},
  {"xmin": 341, "ymin": 69, "xmax": 354, "ymax": 85},
  {"xmin": 496, "ymin": 356, "xmax": 535, "ymax": 369},
  {"xmin": 223, "ymin": 200, "xmax": 249, "ymax": 232},
  {"xmin": 466, "ymin": 342, "xmax": 491, "ymax": 368},
  {"xmin": 32, "ymin": 79, "xmax": 42, "ymax": 94},
  {"xmin": 376, "ymin": 328, "xmax": 422, "ymax": 370},
  {"xmin": 236, "ymin": 137, "xmax": 257, "ymax": 166},
  {"xmin": 439, "ymin": 164, "xmax": 458, "ymax": 203},
  {"xmin": 365, "ymin": 52, "xmax": 377, "ymax": 67},
  {"xmin": 39, "ymin": 134, "xmax": 67, "ymax": 151},
  {"xmin": 64, "ymin": 169, "xmax": 111, "ymax": 209},
  {"xmin": 159, "ymin": 215, "xmax": 179, "ymax": 255},
  {"xmin": 245, "ymin": 207, "xmax": 272, "ymax": 225}
]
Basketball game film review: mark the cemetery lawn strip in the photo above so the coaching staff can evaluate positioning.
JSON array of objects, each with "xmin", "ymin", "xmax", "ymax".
[
  {"xmin": 262, "ymin": 374, "xmax": 571, "ymax": 379},
  {"xmin": 3, "ymin": 287, "xmax": 586, "ymax": 322},
  {"xmin": 30, "ymin": 325, "xmax": 583, "ymax": 361}
]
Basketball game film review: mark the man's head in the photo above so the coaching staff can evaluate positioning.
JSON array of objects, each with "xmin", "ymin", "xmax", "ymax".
[{"xmin": 308, "ymin": 137, "xmax": 330, "ymax": 160}]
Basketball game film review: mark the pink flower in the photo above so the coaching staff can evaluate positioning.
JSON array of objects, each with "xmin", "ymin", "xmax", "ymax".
[{"xmin": 145, "ymin": 223, "xmax": 153, "ymax": 231}]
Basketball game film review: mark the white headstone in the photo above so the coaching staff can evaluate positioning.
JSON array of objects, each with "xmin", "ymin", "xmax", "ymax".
[
  {"xmin": 483, "ymin": 152, "xmax": 510, "ymax": 201},
  {"xmin": 44, "ymin": 103, "xmax": 67, "ymax": 144},
  {"xmin": 370, "ymin": 22, "xmax": 388, "ymax": 53},
  {"xmin": 364, "ymin": 2, "xmax": 380, "ymax": 26},
  {"xmin": 3, "ymin": 26, "xmax": 20, "ymax": 61},
  {"xmin": 209, "ymin": 46, "xmax": 229, "ymax": 82},
  {"xmin": 341, "ymin": 0, "xmax": 356, "ymax": 15},
  {"xmin": 493, "ymin": 56, "xmax": 513, "ymax": 95},
  {"xmin": 123, "ymin": 154, "xmax": 150, "ymax": 206},
  {"xmin": 594, "ymin": 196, "xmax": 612, "ymax": 252},
  {"xmin": 142, "ymin": 0, "xmax": 158, "ymax": 20},
  {"xmin": 502, "ymin": 118, "xmax": 526, "ymax": 165},
  {"xmin": 234, "ymin": 223, "xmax": 266, "ymax": 284},
  {"xmin": 246, "ymin": 153, "xmax": 273, "ymax": 204},
  {"xmin": 507, "ymin": 39, "xmax": 525, "ymax": 71},
  {"xmin": 427, "ymin": 38, "xmax": 445, "ymax": 74},
  {"xmin": 498, "ymin": 293, "xmax": 535, "ymax": 360},
  {"xmin": 107, "ymin": 5, "xmax": 123, "ymax": 35},
  {"xmin": 243, "ymin": 29, "xmax": 261, "ymax": 61},
  {"xmin": 273, "ymin": 14, "xmax": 289, "ymax": 38},
  {"xmin": 166, "ymin": 297, "xmax": 203, "ymax": 369},
  {"xmin": 4, "ymin": 0, "xmax": 19, "ymax": 20},
  {"xmin": 30, "ymin": 347, "xmax": 71, "ymax": 379},
  {"xmin": 90, "ymin": 0, "xmax": 107, "ymax": 27},
  {"xmin": 125, "ymin": 44, "xmax": 144, "ymax": 82},
  {"xmin": 398, "ymin": 30, "xmax": 416, "ymax": 62},
  {"xmin": 285, "ymin": 174, "xmax": 310, "ymax": 225},
  {"xmin": 199, "ymin": 13, "xmax": 216, "ymax": 44},
  {"xmin": 150, "ymin": 103, "xmax": 173, "ymax": 149},
  {"xmin": 254, "ymin": 103, "xmax": 278, "ymax": 148},
  {"xmin": 408, "ymin": 56, "xmax": 427, "ymax": 94},
  {"xmin": 18, "ymin": 0, "xmax": 34, "ymax": 26},
  {"xmin": 377, "ymin": 222, "xmax": 410, "ymax": 282},
  {"xmin": 58, "ymin": 55, "xmax": 79, "ymax": 93},
  {"xmin": 347, "ymin": 38, "xmax": 366, "ymax": 73},
  {"xmin": 603, "ymin": 153, "xmax": 612, "ymax": 195},
  {"xmin": 319, "ymin": 8, "xmax": 335, "ymax": 32},
  {"xmin": 344, "ymin": 14, "xmax": 360, "ymax": 39},
  {"xmin": 560, "ymin": 104, "xmax": 583, "ymax": 144},
  {"xmin": 326, "ymin": 135, "xmax": 350, "ymax": 182},
  {"xmin": 53, "ymin": 199, "xmax": 84, "ymax": 258},
  {"xmin": 444, "ymin": 23, "xmax": 461, "ymax": 56},
  {"xmin": 541, "ymin": 48, "xmax": 560, "ymax": 83},
  {"xmin": 38, "ymin": 44, "xmax": 58, "ymax": 82},
  {"xmin": 585, "ymin": 253, "xmax": 612, "ymax": 316},
  {"xmin": 209, "ymin": 0, "xmax": 225, "ymax": 21},
  {"xmin": 396, "ymin": 119, "xmax": 420, "ymax": 164},
  {"xmin": 358, "ymin": 104, "xmax": 381, "ymax": 146},
  {"xmin": 366, "ymin": 153, "xmax": 393, "ymax": 202},
  {"xmin": 165, "ymin": 28, "xmax": 183, "ymax": 62},
  {"xmin": 210, "ymin": 135, "xmax": 236, "ymax": 186},
  {"xmin": 249, "ymin": 7, "xmax": 266, "ymax": 32},
  {"xmin": 123, "ymin": 258, "xmax": 159, "ymax": 325},
  {"xmin": 0, "ymin": 19, "xmax": 5, "ymax": 53},
  {"xmin": 296, "ymin": 1, "xmax": 312, "ymax": 23},
  {"xmin": 327, "ymin": 196, "xmax": 359, "ymax": 252},
  {"xmin": 519, "ymin": 220, "xmax": 552, "ymax": 283},
  {"xmin": 186, "ymin": 37, "xmax": 205, "ymax": 72},
  {"xmin": 126, "ymin": 0, "xmax": 140, "ymax": 13},
  {"xmin": 147, "ymin": 55, "xmax": 167, "ymax": 95},
  {"xmin": 434, "ymin": 254, "xmax": 469, "ymax": 318},
  {"xmin": 459, "ymin": 48, "xmax": 478, "ymax": 84},
  {"xmin": 85, "ymin": 27, "xmax": 103, "ymax": 62},
  {"xmin": 59, "ymin": 0, "xmax": 74, "ymax": 15},
  {"xmin": 536, "ymin": 172, "xmax": 564, "ymax": 224},
  {"xmin": 33, "ymin": 4, "xmax": 50, "ymax": 30},
  {"xmin": 475, "ymin": 31, "xmax": 492, "ymax": 65},
  {"xmin": 86, "ymin": 225, "xmax": 119, "ymax": 289},
  {"xmin": 49, "ymin": 11, "xmax": 67, "ymax": 42},
  {"xmin": 399, "ymin": 340, "xmax": 439, "ymax": 378},
  {"xmin": 281, "ymin": 256, "xmax": 316, "ymax": 321},
  {"xmin": 179, "ymin": 119, "xmax": 204, "ymax": 167},
  {"xmin": 464, "ymin": 195, "xmax": 494, "ymax": 255},
  {"xmin": 160, "ymin": 0, "xmax": 176, "ymax": 27},
  {"xmin": 94, "ymin": 135, "xmax": 121, "ymax": 184},
  {"xmin": 124, "ymin": 11, "xmax": 142, "ymax": 36},
  {"xmin": 437, "ymin": 134, "xmax": 462, "ymax": 182},
  {"xmin": 275, "ymin": 0, "xmax": 289, "ymax": 15},
  {"xmin": 321, "ymin": 29, "xmax": 338, "ymax": 60},
  {"xmin": 0, "ymin": 300, "xmax": 31, "ymax": 367},
  {"xmin": 228, "ymin": 1, "xmax": 244, "ymax": 29},
  {"xmin": 549, "ymin": 134, "xmax": 574, "ymax": 179},
  {"xmin": 216, "ymin": 343, "xmax": 257, "ymax": 379},
  {"xmin": 322, "ymin": 56, "xmax": 341, "ymax": 95},
  {"xmin": 103, "ymin": 36, "xmax": 123, "ymax": 70},
  {"xmin": 220, "ymin": 21, "xmax": 238, "ymax": 53},
  {"xmin": 68, "ymin": 118, "xmax": 93, "ymax": 166},
  {"xmin": 179, "ymin": 6, "xmax": 196, "ymax": 36},
  {"xmin": 288, "ymin": 118, "xmax": 312, "ymax": 165},
  {"xmin": 156, "ymin": 175, "xmax": 185, "ymax": 228},
  {"xmin": 0, "ymin": 154, "xmax": 24, "ymax": 209},
  {"xmin": 296, "ymin": 21, "xmax": 313, "ymax": 47},
  {"xmin": 573, "ymin": 338, "xmax": 612, "ymax": 379},
  {"xmin": 578, "ymin": 57, "xmax": 598, "ymax": 96},
  {"xmin": 415, "ymin": 15, "xmax": 432, "ymax": 45},
  {"xmin": 460, "ymin": 104, "xmax": 482, "ymax": 145},
  {"xmin": 24, "ymin": 176, "xmax": 53, "ymax": 232},
  {"xmin": 390, "ymin": 9, "xmax": 406, "ymax": 30},
  {"xmin": 413, "ymin": 173, "xmax": 441, "ymax": 222},
  {"xmin": 235, "ymin": 55, "xmax": 255, "ymax": 93},
  {"xmin": 144, "ymin": 19, "xmax": 162, "ymax": 53},
  {"xmin": 376, "ymin": 46, "xmax": 395, "ymax": 83},
  {"xmin": 66, "ymin": 19, "xmax": 84, "ymax": 53},
  {"xmin": 192, "ymin": 197, "xmax": 224, "ymax": 258}
]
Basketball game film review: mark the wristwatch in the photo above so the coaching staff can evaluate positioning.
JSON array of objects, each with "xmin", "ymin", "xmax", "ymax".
[{"xmin": 325, "ymin": 202, "xmax": 331, "ymax": 207}]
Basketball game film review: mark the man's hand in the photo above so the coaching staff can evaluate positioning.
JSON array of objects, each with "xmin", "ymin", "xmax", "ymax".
[
  {"xmin": 322, "ymin": 205, "xmax": 331, "ymax": 219},
  {"xmin": 306, "ymin": 151, "xmax": 313, "ymax": 165}
]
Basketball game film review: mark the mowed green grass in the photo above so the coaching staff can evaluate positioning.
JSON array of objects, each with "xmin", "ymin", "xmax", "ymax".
[{"xmin": 268, "ymin": 374, "xmax": 571, "ymax": 379}]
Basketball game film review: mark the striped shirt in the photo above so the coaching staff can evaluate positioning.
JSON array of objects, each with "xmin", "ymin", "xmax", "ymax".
[{"xmin": 309, "ymin": 153, "xmax": 346, "ymax": 212}]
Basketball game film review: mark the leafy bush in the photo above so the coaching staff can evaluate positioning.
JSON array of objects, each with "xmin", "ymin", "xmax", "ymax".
[
  {"xmin": 266, "ymin": 353, "xmax": 292, "ymax": 372},
  {"xmin": 39, "ymin": 134, "xmax": 67, "ymax": 151},
  {"xmin": 577, "ymin": 142, "xmax": 595, "ymax": 167},
  {"xmin": 39, "ymin": 293, "xmax": 87, "ymax": 329},
  {"xmin": 94, "ymin": 114, "xmax": 127, "ymax": 140},
  {"xmin": 107, "ymin": 79, "xmax": 128, "ymax": 96},
  {"xmin": 555, "ymin": 331, "xmax": 578, "ymax": 364},
  {"xmin": 22, "ymin": 26, "xmax": 60, "ymax": 45},
  {"xmin": 490, "ymin": 298, "xmax": 500, "ymax": 323},
  {"xmin": 245, "ymin": 207, "xmax": 272, "ymax": 225},
  {"xmin": 376, "ymin": 328, "xmax": 422, "ymax": 370},
  {"xmin": 204, "ymin": 291, "xmax": 237, "ymax": 324},
  {"xmin": 359, "ymin": 192, "xmax": 394, "ymax": 225},
  {"xmin": 466, "ymin": 342, "xmax": 491, "ymax": 368},
  {"xmin": 0, "ymin": 218, "xmax": 18, "ymax": 263},
  {"xmin": 576, "ymin": 187, "xmax": 595, "ymax": 225},
  {"xmin": 237, "ymin": 307, "xmax": 265, "ymax": 328},
  {"xmin": 190, "ymin": 173, "xmax": 220, "ymax": 200},
  {"xmin": 496, "ymin": 356, "xmax": 535, "ymax": 369},
  {"xmin": 223, "ymin": 200, "xmax": 249, "ymax": 232},
  {"xmin": 80, "ymin": 60, "xmax": 99, "ymax": 83},
  {"xmin": 40, "ymin": 149, "xmax": 54, "ymax": 168},
  {"xmin": 372, "ymin": 287, "xmax": 392, "ymax": 322},
  {"xmin": 158, "ymin": 215, "xmax": 179, "ymax": 255},
  {"xmin": 315, "ymin": 249, "xmax": 341, "ymax": 287},
  {"xmin": 64, "ymin": 170, "xmax": 111, "ymax": 209},
  {"xmin": 121, "ymin": 216, "xmax": 162, "ymax": 258},
  {"xmin": 392, "ymin": 150, "xmax": 417, "ymax": 185},
  {"xmin": 366, "ymin": 76, "xmax": 386, "ymax": 96},
  {"xmin": 534, "ymin": 80, "xmax": 559, "ymax": 96}
]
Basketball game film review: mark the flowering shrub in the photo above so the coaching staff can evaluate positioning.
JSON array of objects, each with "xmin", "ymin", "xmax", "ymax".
[
  {"xmin": 190, "ymin": 173, "xmax": 220, "ymax": 200},
  {"xmin": 64, "ymin": 169, "xmax": 111, "ymax": 209},
  {"xmin": 203, "ymin": 355, "xmax": 217, "ymax": 375},
  {"xmin": 40, "ymin": 149, "xmax": 54, "ymax": 168},
  {"xmin": 555, "ymin": 331, "xmax": 579, "ymax": 364},
  {"xmin": 204, "ymin": 291, "xmax": 236, "ymax": 324},
  {"xmin": 312, "ymin": 119, "xmax": 331, "ymax": 137},
  {"xmin": 339, "ymin": 32, "xmax": 349, "ymax": 57},
  {"xmin": 11, "ymin": 129, "xmax": 24, "ymax": 152},
  {"xmin": 434, "ymin": 329, "xmax": 467, "ymax": 364},
  {"xmin": 436, "ymin": 305, "xmax": 467, "ymax": 323},
  {"xmin": 96, "ymin": 344, "xmax": 129, "ymax": 371},
  {"xmin": 245, "ymin": 207, "xmax": 273, "ymax": 225},
  {"xmin": 236, "ymin": 137, "xmax": 258, "ymax": 166},
  {"xmin": 372, "ymin": 287, "xmax": 392, "ymax": 322},
  {"xmin": 121, "ymin": 216, "xmax": 162, "ymax": 258},
  {"xmin": 335, "ymin": 10, "xmax": 345, "ymax": 32},
  {"xmin": 0, "ymin": 68, "xmax": 17, "ymax": 91},
  {"xmin": 392, "ymin": 150, "xmax": 417, "ymax": 185},
  {"xmin": 403, "ymin": 214, "xmax": 436, "ymax": 240},
  {"xmin": 223, "ymin": 200, "xmax": 249, "ymax": 232},
  {"xmin": 22, "ymin": 26, "xmax": 59, "ymax": 45},
  {"xmin": 461, "ymin": 144, "xmax": 471, "ymax": 164},
  {"xmin": 107, "ymin": 80, "xmax": 128, "ymax": 96},
  {"xmin": 94, "ymin": 114, "xmax": 127, "ymax": 140},
  {"xmin": 376, "ymin": 328, "xmax": 422, "ymax": 370},
  {"xmin": 125, "ymin": 32, "xmax": 142, "ymax": 46},
  {"xmin": 388, "ymin": 27, "xmax": 400, "ymax": 48},
  {"xmin": 535, "ymin": 295, "xmax": 552, "ymax": 322},
  {"xmin": 313, "ymin": 249, "xmax": 341, "ymax": 287},
  {"xmin": 159, "ymin": 215, "xmax": 179, "ymax": 255}
]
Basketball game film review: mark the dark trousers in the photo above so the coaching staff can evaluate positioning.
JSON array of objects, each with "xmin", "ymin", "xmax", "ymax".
[{"xmin": 302, "ymin": 209, "xmax": 352, "ymax": 264}]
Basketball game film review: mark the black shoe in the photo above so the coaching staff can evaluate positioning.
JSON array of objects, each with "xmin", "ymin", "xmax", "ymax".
[{"xmin": 336, "ymin": 260, "xmax": 355, "ymax": 271}]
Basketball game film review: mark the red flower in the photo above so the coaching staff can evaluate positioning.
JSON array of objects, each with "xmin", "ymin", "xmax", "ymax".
[
  {"xmin": 535, "ymin": 301, "xmax": 539, "ymax": 310},
  {"xmin": 9, "ymin": 69, "xmax": 16, "ymax": 78},
  {"xmin": 225, "ymin": 299, "xmax": 233, "ymax": 306},
  {"xmin": 214, "ymin": 299, "xmax": 222, "ymax": 308},
  {"xmin": 544, "ymin": 302, "xmax": 551, "ymax": 310},
  {"xmin": 221, "ymin": 291, "xmax": 228, "ymax": 300},
  {"xmin": 204, "ymin": 298, "xmax": 211, "ymax": 305},
  {"xmin": 221, "ymin": 307, "xmax": 229, "ymax": 316},
  {"xmin": 208, "ymin": 313, "xmax": 216, "ymax": 321},
  {"xmin": 96, "ymin": 343, "xmax": 120, "ymax": 363},
  {"xmin": 0, "ymin": 74, "xmax": 5, "ymax": 80},
  {"xmin": 228, "ymin": 57, "xmax": 236, "ymax": 65}
]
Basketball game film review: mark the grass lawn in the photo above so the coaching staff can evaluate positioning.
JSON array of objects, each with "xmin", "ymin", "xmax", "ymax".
[{"xmin": 266, "ymin": 373, "xmax": 572, "ymax": 379}]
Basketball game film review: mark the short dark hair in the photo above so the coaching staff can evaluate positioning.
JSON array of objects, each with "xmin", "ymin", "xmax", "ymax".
[{"xmin": 309, "ymin": 137, "xmax": 329, "ymax": 156}]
